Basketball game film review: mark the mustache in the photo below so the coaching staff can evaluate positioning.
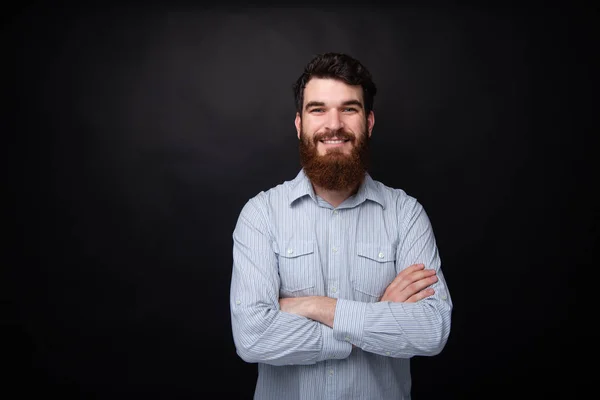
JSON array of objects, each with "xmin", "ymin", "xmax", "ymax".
[{"xmin": 313, "ymin": 130, "xmax": 356, "ymax": 143}]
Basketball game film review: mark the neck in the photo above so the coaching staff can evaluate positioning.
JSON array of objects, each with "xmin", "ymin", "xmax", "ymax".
[{"xmin": 312, "ymin": 183, "xmax": 359, "ymax": 208}]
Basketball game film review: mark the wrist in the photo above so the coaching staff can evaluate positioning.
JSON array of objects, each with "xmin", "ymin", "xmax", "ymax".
[{"xmin": 309, "ymin": 296, "xmax": 336, "ymax": 328}]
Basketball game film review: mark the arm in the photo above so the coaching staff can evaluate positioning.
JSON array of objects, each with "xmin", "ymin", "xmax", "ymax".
[
  {"xmin": 280, "ymin": 198, "xmax": 453, "ymax": 358},
  {"xmin": 334, "ymin": 198, "xmax": 453, "ymax": 358},
  {"xmin": 279, "ymin": 263, "xmax": 435, "ymax": 328},
  {"xmin": 230, "ymin": 196, "xmax": 352, "ymax": 366}
]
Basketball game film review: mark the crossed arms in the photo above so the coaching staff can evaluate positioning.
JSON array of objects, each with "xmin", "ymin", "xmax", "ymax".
[
  {"xmin": 279, "ymin": 263, "xmax": 439, "ymax": 328},
  {"xmin": 230, "ymin": 196, "xmax": 452, "ymax": 366}
]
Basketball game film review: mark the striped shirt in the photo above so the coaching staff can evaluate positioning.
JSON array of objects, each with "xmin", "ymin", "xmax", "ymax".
[{"xmin": 230, "ymin": 169, "xmax": 452, "ymax": 400}]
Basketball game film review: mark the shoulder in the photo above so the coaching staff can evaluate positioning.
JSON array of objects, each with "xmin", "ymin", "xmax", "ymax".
[
  {"xmin": 369, "ymin": 177, "xmax": 421, "ymax": 213},
  {"xmin": 237, "ymin": 172, "xmax": 302, "ymax": 218}
]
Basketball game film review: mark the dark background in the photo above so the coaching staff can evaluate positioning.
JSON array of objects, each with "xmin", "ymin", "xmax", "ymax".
[{"xmin": 4, "ymin": 3, "xmax": 595, "ymax": 399}]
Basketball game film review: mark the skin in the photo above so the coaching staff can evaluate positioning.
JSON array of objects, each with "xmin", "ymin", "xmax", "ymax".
[
  {"xmin": 295, "ymin": 78, "xmax": 374, "ymax": 208},
  {"xmin": 282, "ymin": 77, "xmax": 437, "ymax": 328}
]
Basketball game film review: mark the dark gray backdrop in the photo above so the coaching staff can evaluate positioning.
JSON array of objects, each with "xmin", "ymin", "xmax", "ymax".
[{"xmin": 4, "ymin": 3, "xmax": 593, "ymax": 399}]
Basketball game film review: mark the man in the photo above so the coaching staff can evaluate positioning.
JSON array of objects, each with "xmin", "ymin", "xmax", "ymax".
[{"xmin": 230, "ymin": 52, "xmax": 452, "ymax": 400}]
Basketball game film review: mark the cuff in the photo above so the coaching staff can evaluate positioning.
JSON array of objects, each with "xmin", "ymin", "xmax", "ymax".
[
  {"xmin": 317, "ymin": 324, "xmax": 352, "ymax": 362},
  {"xmin": 332, "ymin": 299, "xmax": 367, "ymax": 346}
]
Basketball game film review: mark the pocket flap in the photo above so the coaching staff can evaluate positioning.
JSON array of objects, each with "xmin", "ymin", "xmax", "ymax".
[
  {"xmin": 357, "ymin": 242, "xmax": 396, "ymax": 263},
  {"xmin": 279, "ymin": 240, "xmax": 315, "ymax": 258}
]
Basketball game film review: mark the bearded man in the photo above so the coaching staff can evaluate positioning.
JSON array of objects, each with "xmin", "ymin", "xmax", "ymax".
[{"xmin": 230, "ymin": 52, "xmax": 453, "ymax": 400}]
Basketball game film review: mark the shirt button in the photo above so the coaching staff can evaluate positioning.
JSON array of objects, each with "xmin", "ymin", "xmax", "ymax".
[
  {"xmin": 331, "ymin": 287, "xmax": 337, "ymax": 293},
  {"xmin": 333, "ymin": 210, "xmax": 338, "ymax": 215},
  {"xmin": 441, "ymin": 295, "xmax": 447, "ymax": 300},
  {"xmin": 344, "ymin": 336, "xmax": 350, "ymax": 341},
  {"xmin": 332, "ymin": 247, "xmax": 338, "ymax": 253},
  {"xmin": 378, "ymin": 252, "xmax": 384, "ymax": 258},
  {"xmin": 235, "ymin": 300, "xmax": 241, "ymax": 305},
  {"xmin": 386, "ymin": 351, "xmax": 391, "ymax": 356},
  {"xmin": 287, "ymin": 248, "xmax": 293, "ymax": 255},
  {"xmin": 328, "ymin": 369, "xmax": 334, "ymax": 376}
]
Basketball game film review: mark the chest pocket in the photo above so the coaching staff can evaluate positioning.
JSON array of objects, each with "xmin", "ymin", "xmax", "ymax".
[
  {"xmin": 352, "ymin": 242, "xmax": 397, "ymax": 301},
  {"xmin": 277, "ymin": 240, "xmax": 317, "ymax": 297}
]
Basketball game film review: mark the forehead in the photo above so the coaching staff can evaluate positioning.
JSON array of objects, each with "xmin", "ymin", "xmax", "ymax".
[{"xmin": 303, "ymin": 78, "xmax": 363, "ymax": 105}]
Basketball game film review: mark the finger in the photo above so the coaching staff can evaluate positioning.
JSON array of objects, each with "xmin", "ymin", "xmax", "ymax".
[
  {"xmin": 394, "ymin": 268, "xmax": 437, "ymax": 293},
  {"xmin": 405, "ymin": 288, "xmax": 435, "ymax": 304},
  {"xmin": 392, "ymin": 274, "xmax": 436, "ymax": 302},
  {"xmin": 382, "ymin": 273, "xmax": 437, "ymax": 303},
  {"xmin": 401, "ymin": 263, "xmax": 425, "ymax": 276},
  {"xmin": 387, "ymin": 264, "xmax": 425, "ymax": 289},
  {"xmin": 406, "ymin": 274, "xmax": 438, "ymax": 294}
]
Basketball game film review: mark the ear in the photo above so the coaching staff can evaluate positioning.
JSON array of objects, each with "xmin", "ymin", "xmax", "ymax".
[
  {"xmin": 295, "ymin": 112, "xmax": 301, "ymax": 139},
  {"xmin": 367, "ymin": 110, "xmax": 375, "ymax": 137}
]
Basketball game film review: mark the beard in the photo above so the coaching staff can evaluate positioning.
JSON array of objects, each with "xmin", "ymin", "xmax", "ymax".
[{"xmin": 299, "ymin": 125, "xmax": 370, "ymax": 191}]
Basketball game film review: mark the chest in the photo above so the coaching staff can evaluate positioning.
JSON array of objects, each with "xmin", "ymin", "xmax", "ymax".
[{"xmin": 271, "ymin": 203, "xmax": 399, "ymax": 301}]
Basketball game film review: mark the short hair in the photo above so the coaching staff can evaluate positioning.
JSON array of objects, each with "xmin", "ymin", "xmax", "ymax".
[{"xmin": 293, "ymin": 52, "xmax": 378, "ymax": 115}]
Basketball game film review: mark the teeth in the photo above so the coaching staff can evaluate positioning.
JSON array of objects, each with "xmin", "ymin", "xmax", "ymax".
[{"xmin": 323, "ymin": 140, "xmax": 345, "ymax": 144}]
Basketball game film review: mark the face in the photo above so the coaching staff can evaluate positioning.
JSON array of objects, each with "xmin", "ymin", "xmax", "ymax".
[
  {"xmin": 295, "ymin": 78, "xmax": 375, "ymax": 155},
  {"xmin": 295, "ymin": 78, "xmax": 375, "ymax": 191}
]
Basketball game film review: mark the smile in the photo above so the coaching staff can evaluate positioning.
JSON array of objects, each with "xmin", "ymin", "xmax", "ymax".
[{"xmin": 320, "ymin": 139, "xmax": 349, "ymax": 144}]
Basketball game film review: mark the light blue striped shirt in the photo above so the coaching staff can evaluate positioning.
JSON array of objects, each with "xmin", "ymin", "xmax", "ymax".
[{"xmin": 230, "ymin": 169, "xmax": 452, "ymax": 400}]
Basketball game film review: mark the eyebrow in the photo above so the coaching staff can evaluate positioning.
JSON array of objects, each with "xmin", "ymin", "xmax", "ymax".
[{"xmin": 304, "ymin": 99, "xmax": 364, "ymax": 111}]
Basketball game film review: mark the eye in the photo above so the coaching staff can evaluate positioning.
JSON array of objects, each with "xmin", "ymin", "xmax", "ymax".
[
  {"xmin": 343, "ymin": 107, "xmax": 358, "ymax": 113},
  {"xmin": 310, "ymin": 108, "xmax": 325, "ymax": 113}
]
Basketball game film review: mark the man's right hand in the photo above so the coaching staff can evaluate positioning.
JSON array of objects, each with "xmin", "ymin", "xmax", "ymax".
[{"xmin": 380, "ymin": 263, "xmax": 437, "ymax": 303}]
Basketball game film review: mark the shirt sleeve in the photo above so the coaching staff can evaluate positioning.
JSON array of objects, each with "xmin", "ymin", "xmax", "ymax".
[
  {"xmin": 230, "ymin": 195, "xmax": 352, "ymax": 366},
  {"xmin": 332, "ymin": 196, "xmax": 453, "ymax": 358}
]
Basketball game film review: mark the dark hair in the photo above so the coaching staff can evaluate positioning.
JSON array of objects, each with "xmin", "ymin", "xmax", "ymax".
[{"xmin": 293, "ymin": 52, "xmax": 377, "ymax": 114}]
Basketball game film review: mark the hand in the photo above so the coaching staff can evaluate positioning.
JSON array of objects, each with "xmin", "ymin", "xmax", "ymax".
[{"xmin": 380, "ymin": 263, "xmax": 437, "ymax": 303}]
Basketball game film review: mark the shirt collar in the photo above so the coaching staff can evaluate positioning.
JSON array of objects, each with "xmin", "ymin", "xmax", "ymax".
[
  {"xmin": 289, "ymin": 169, "xmax": 317, "ymax": 204},
  {"xmin": 288, "ymin": 169, "xmax": 386, "ymax": 209}
]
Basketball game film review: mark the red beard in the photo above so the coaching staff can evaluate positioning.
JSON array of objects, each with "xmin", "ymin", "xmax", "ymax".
[{"xmin": 299, "ymin": 128, "xmax": 370, "ymax": 191}]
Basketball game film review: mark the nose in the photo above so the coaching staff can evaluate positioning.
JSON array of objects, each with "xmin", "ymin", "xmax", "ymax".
[{"xmin": 324, "ymin": 110, "xmax": 343, "ymax": 131}]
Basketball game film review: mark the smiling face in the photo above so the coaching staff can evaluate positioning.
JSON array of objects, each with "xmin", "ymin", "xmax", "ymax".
[
  {"xmin": 295, "ymin": 78, "xmax": 375, "ymax": 191},
  {"xmin": 295, "ymin": 78, "xmax": 375, "ymax": 155}
]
